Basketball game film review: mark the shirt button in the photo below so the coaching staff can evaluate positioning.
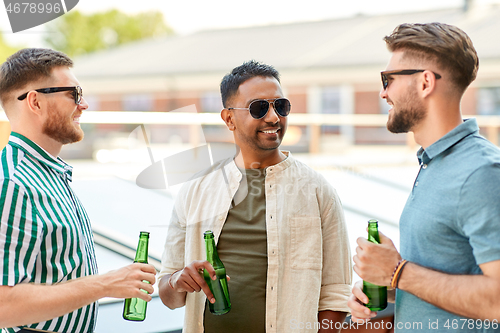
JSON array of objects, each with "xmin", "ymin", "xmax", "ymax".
[
  {"xmin": 415, "ymin": 181, "xmax": 419, "ymax": 187},
  {"xmin": 219, "ymin": 216, "xmax": 224, "ymax": 221},
  {"xmin": 422, "ymin": 164, "xmax": 428, "ymax": 169}
]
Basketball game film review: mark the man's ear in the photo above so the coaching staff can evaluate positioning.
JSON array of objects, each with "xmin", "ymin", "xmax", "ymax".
[
  {"xmin": 221, "ymin": 108, "xmax": 236, "ymax": 131},
  {"xmin": 421, "ymin": 70, "xmax": 438, "ymax": 98},
  {"xmin": 26, "ymin": 91, "xmax": 44, "ymax": 116}
]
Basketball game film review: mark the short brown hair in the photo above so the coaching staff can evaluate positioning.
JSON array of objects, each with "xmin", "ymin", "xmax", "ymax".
[
  {"xmin": 384, "ymin": 23, "xmax": 479, "ymax": 93},
  {"xmin": 0, "ymin": 48, "xmax": 73, "ymax": 106}
]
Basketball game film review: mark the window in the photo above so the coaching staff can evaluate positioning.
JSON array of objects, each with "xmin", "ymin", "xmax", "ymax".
[
  {"xmin": 477, "ymin": 87, "xmax": 500, "ymax": 115},
  {"xmin": 123, "ymin": 94, "xmax": 153, "ymax": 112},
  {"xmin": 321, "ymin": 87, "xmax": 341, "ymax": 134},
  {"xmin": 201, "ymin": 92, "xmax": 223, "ymax": 113}
]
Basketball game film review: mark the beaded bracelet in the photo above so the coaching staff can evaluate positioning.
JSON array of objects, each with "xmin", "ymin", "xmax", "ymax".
[
  {"xmin": 395, "ymin": 260, "xmax": 409, "ymax": 289},
  {"xmin": 390, "ymin": 259, "xmax": 403, "ymax": 288},
  {"xmin": 390, "ymin": 259, "xmax": 408, "ymax": 288}
]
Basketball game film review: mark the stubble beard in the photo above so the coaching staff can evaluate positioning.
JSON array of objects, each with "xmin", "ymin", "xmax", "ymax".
[
  {"xmin": 387, "ymin": 88, "xmax": 427, "ymax": 134},
  {"xmin": 42, "ymin": 108, "xmax": 84, "ymax": 145},
  {"xmin": 254, "ymin": 126, "xmax": 286, "ymax": 151}
]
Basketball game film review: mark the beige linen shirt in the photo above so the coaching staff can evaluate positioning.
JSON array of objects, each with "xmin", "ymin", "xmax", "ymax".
[{"xmin": 159, "ymin": 151, "xmax": 352, "ymax": 333}]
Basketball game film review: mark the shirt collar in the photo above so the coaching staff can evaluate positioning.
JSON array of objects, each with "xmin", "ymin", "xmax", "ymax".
[
  {"xmin": 9, "ymin": 132, "xmax": 73, "ymax": 181},
  {"xmin": 417, "ymin": 118, "xmax": 479, "ymax": 165},
  {"xmin": 264, "ymin": 151, "xmax": 293, "ymax": 173},
  {"xmin": 225, "ymin": 151, "xmax": 294, "ymax": 181}
]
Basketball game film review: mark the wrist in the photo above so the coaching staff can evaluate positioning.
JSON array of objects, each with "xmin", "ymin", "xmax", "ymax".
[
  {"xmin": 168, "ymin": 269, "xmax": 182, "ymax": 290},
  {"xmin": 391, "ymin": 259, "xmax": 409, "ymax": 289},
  {"xmin": 395, "ymin": 261, "xmax": 412, "ymax": 291},
  {"xmin": 390, "ymin": 258, "xmax": 404, "ymax": 286},
  {"xmin": 89, "ymin": 274, "xmax": 109, "ymax": 299}
]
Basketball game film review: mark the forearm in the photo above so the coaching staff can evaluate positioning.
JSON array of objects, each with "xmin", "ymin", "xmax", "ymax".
[
  {"xmin": 158, "ymin": 274, "xmax": 187, "ymax": 309},
  {"xmin": 399, "ymin": 262, "xmax": 500, "ymax": 320},
  {"xmin": 0, "ymin": 262, "xmax": 155, "ymax": 328},
  {"xmin": 318, "ymin": 310, "xmax": 347, "ymax": 333},
  {"xmin": 0, "ymin": 275, "xmax": 105, "ymax": 328}
]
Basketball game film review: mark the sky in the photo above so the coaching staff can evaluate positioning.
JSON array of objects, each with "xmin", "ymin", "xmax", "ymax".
[{"xmin": 1, "ymin": 0, "xmax": 500, "ymax": 46}]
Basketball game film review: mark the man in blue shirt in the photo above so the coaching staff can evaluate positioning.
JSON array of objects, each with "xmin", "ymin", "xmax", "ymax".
[{"xmin": 348, "ymin": 23, "xmax": 500, "ymax": 332}]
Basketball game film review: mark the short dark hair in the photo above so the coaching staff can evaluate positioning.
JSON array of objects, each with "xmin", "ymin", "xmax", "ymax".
[
  {"xmin": 220, "ymin": 60, "xmax": 280, "ymax": 108},
  {"xmin": 384, "ymin": 22, "xmax": 479, "ymax": 93},
  {"xmin": 0, "ymin": 48, "xmax": 73, "ymax": 106}
]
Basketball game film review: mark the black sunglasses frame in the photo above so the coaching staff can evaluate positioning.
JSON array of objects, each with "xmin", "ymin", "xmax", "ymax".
[
  {"xmin": 227, "ymin": 98, "xmax": 292, "ymax": 119},
  {"xmin": 17, "ymin": 86, "xmax": 83, "ymax": 105},
  {"xmin": 381, "ymin": 70, "xmax": 442, "ymax": 90}
]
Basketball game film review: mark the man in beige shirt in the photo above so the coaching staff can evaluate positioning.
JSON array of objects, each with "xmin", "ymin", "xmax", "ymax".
[{"xmin": 158, "ymin": 60, "xmax": 351, "ymax": 333}]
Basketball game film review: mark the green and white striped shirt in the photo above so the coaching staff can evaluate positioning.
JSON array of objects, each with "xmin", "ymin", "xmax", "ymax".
[{"xmin": 0, "ymin": 132, "xmax": 98, "ymax": 333}]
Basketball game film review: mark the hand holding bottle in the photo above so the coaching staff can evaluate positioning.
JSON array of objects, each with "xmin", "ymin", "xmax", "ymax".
[
  {"xmin": 353, "ymin": 227, "xmax": 401, "ymax": 286},
  {"xmin": 123, "ymin": 231, "xmax": 154, "ymax": 321},
  {"xmin": 104, "ymin": 263, "xmax": 156, "ymax": 301},
  {"xmin": 169, "ymin": 260, "xmax": 218, "ymax": 304},
  {"xmin": 347, "ymin": 280, "xmax": 378, "ymax": 323}
]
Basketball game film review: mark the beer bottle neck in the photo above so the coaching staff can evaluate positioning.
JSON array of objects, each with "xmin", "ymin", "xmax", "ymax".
[
  {"xmin": 205, "ymin": 237, "xmax": 223, "ymax": 266},
  {"xmin": 367, "ymin": 224, "xmax": 380, "ymax": 244},
  {"xmin": 134, "ymin": 236, "xmax": 149, "ymax": 263}
]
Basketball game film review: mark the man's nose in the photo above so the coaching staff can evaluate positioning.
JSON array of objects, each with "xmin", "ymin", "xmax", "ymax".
[
  {"xmin": 380, "ymin": 88, "xmax": 388, "ymax": 100},
  {"xmin": 263, "ymin": 102, "xmax": 279, "ymax": 123},
  {"xmin": 78, "ymin": 97, "xmax": 89, "ymax": 110}
]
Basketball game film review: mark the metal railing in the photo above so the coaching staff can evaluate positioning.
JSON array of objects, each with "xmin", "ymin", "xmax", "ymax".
[{"xmin": 1, "ymin": 111, "xmax": 499, "ymax": 152}]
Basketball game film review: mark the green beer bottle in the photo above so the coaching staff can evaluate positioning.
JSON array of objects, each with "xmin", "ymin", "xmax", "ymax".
[
  {"xmin": 123, "ymin": 231, "xmax": 150, "ymax": 321},
  {"xmin": 203, "ymin": 230, "xmax": 231, "ymax": 315},
  {"xmin": 362, "ymin": 220, "xmax": 387, "ymax": 311}
]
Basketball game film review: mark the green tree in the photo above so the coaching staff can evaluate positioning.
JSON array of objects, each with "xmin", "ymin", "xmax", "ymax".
[
  {"xmin": 0, "ymin": 33, "xmax": 21, "ymax": 63},
  {"xmin": 45, "ymin": 9, "xmax": 173, "ymax": 57}
]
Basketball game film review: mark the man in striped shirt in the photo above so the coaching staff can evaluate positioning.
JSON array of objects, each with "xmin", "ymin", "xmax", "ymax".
[{"xmin": 0, "ymin": 48, "xmax": 157, "ymax": 333}]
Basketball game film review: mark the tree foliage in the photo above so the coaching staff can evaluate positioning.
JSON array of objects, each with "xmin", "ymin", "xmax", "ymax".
[
  {"xmin": 44, "ymin": 9, "xmax": 173, "ymax": 57},
  {"xmin": 0, "ymin": 33, "xmax": 22, "ymax": 64}
]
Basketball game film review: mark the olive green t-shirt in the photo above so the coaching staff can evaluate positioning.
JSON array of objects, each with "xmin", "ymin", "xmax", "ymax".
[{"xmin": 203, "ymin": 168, "xmax": 268, "ymax": 333}]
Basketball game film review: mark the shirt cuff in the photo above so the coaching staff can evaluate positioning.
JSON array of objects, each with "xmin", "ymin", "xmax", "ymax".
[
  {"xmin": 318, "ymin": 283, "xmax": 352, "ymax": 313},
  {"xmin": 157, "ymin": 267, "xmax": 181, "ymax": 281}
]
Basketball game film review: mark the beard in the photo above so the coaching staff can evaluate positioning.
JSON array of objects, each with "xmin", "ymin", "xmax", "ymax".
[
  {"xmin": 386, "ymin": 88, "xmax": 427, "ymax": 134},
  {"xmin": 42, "ymin": 107, "xmax": 84, "ymax": 145}
]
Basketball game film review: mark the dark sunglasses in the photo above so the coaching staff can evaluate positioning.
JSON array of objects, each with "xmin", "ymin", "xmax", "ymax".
[
  {"xmin": 227, "ymin": 98, "xmax": 291, "ymax": 119},
  {"xmin": 17, "ymin": 86, "xmax": 83, "ymax": 105},
  {"xmin": 381, "ymin": 70, "xmax": 442, "ymax": 90}
]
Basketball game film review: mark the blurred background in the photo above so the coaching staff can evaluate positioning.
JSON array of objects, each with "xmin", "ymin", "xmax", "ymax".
[{"xmin": 2, "ymin": 0, "xmax": 500, "ymax": 331}]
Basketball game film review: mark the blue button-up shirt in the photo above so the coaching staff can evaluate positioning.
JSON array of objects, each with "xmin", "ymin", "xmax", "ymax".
[{"xmin": 395, "ymin": 119, "xmax": 500, "ymax": 332}]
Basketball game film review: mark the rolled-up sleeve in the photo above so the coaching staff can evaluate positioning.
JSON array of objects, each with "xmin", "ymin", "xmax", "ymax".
[
  {"xmin": 318, "ymin": 186, "xmax": 352, "ymax": 312},
  {"xmin": 158, "ymin": 197, "xmax": 187, "ymax": 280}
]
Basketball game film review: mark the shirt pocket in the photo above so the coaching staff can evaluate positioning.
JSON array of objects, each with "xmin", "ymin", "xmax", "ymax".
[{"xmin": 290, "ymin": 216, "xmax": 322, "ymax": 270}]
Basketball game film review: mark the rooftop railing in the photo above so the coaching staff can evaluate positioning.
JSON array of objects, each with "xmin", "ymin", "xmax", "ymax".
[{"xmin": 1, "ymin": 111, "xmax": 499, "ymax": 152}]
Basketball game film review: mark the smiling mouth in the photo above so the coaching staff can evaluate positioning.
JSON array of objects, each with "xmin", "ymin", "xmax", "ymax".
[{"xmin": 260, "ymin": 128, "xmax": 279, "ymax": 134}]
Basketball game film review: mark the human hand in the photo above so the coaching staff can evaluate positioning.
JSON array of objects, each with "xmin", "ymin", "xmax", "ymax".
[
  {"xmin": 353, "ymin": 231, "xmax": 401, "ymax": 286},
  {"xmin": 169, "ymin": 260, "xmax": 217, "ymax": 304},
  {"xmin": 347, "ymin": 280, "xmax": 378, "ymax": 323},
  {"xmin": 102, "ymin": 263, "xmax": 156, "ymax": 301}
]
